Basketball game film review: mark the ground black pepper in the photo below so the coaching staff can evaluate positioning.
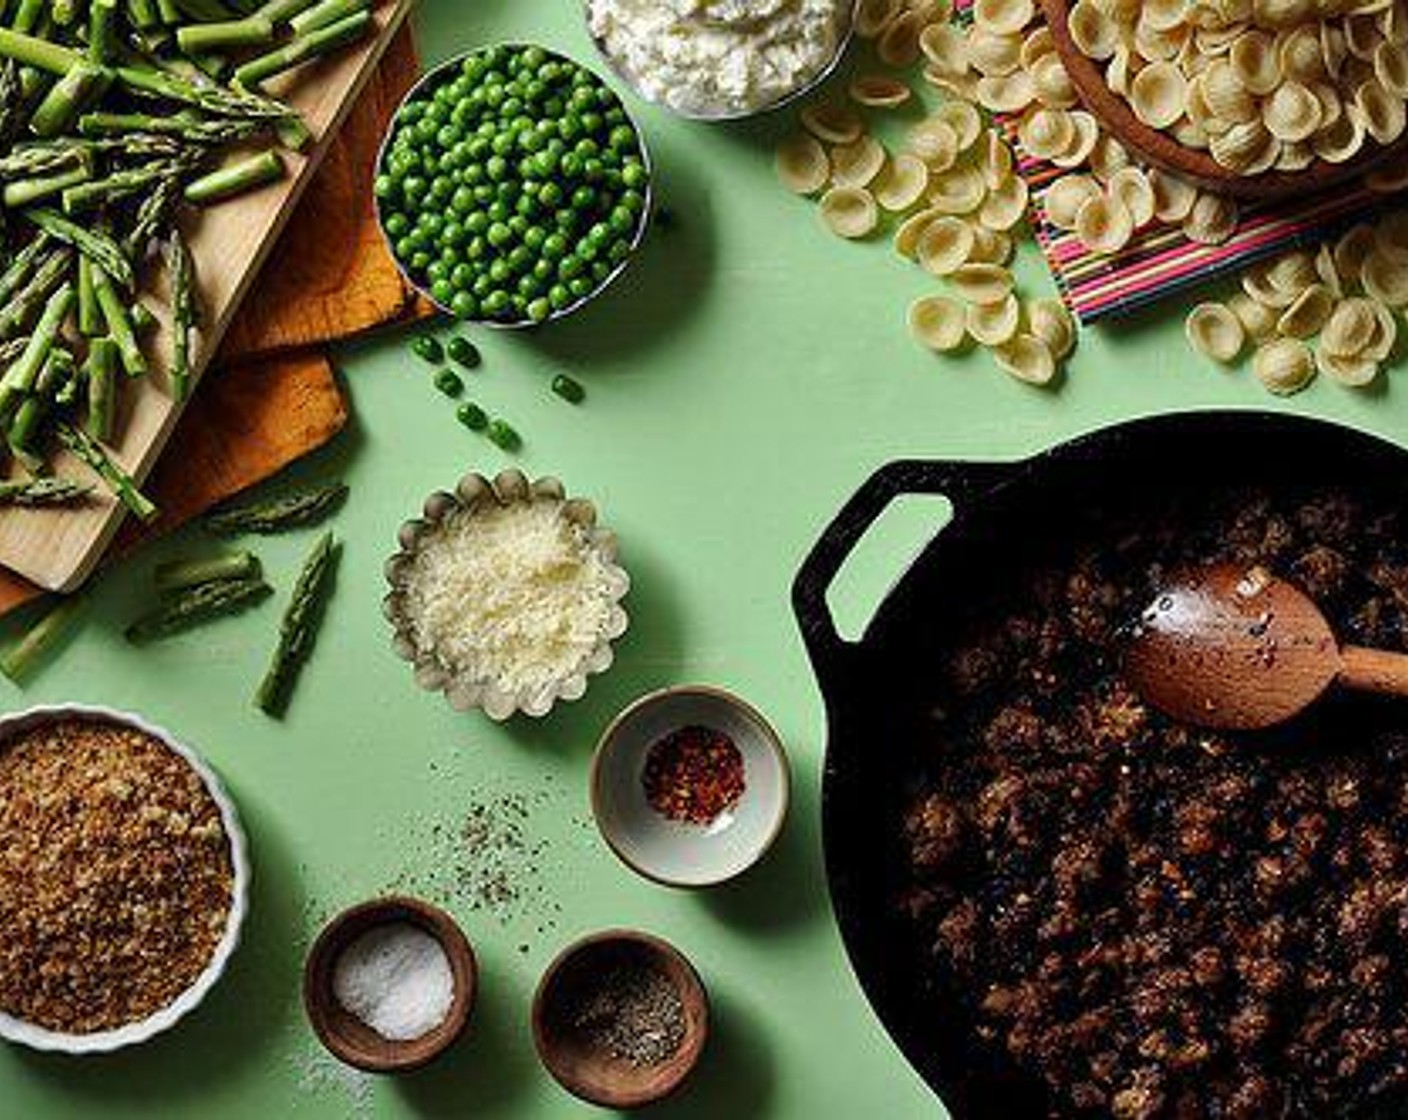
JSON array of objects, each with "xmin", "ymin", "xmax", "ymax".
[{"xmin": 565, "ymin": 958, "xmax": 686, "ymax": 1068}]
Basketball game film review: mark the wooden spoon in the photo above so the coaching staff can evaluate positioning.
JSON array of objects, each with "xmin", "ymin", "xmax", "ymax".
[
  {"xmin": 1122, "ymin": 563, "xmax": 1408, "ymax": 729},
  {"xmin": 1037, "ymin": 0, "xmax": 1408, "ymax": 199}
]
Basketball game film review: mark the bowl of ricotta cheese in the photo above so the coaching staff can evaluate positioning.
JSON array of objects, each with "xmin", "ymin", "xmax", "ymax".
[{"xmin": 585, "ymin": 0, "xmax": 856, "ymax": 121}]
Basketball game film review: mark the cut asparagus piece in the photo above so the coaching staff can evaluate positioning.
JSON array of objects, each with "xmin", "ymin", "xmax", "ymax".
[
  {"xmin": 205, "ymin": 480, "xmax": 347, "ymax": 534},
  {"xmin": 56, "ymin": 422, "xmax": 158, "ymax": 522},
  {"xmin": 183, "ymin": 148, "xmax": 282, "ymax": 203},
  {"xmin": 254, "ymin": 529, "xmax": 336, "ymax": 716},
  {"xmin": 0, "ymin": 475, "xmax": 92, "ymax": 506},
  {"xmin": 0, "ymin": 594, "xmax": 84, "ymax": 682},
  {"xmin": 154, "ymin": 550, "xmax": 260, "ymax": 594},
  {"xmin": 126, "ymin": 577, "xmax": 272, "ymax": 642}
]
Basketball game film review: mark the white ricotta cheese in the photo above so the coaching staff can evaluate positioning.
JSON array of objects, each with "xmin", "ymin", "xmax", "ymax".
[
  {"xmin": 402, "ymin": 500, "xmax": 622, "ymax": 697},
  {"xmin": 588, "ymin": 0, "xmax": 850, "ymax": 116}
]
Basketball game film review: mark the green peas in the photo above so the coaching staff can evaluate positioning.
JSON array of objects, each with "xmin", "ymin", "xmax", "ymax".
[
  {"xmin": 434, "ymin": 369, "xmax": 464, "ymax": 397},
  {"xmin": 552, "ymin": 374, "xmax": 584, "ymax": 403},
  {"xmin": 447, "ymin": 336, "xmax": 480, "ymax": 367},
  {"xmin": 487, "ymin": 419, "xmax": 520, "ymax": 451},
  {"xmin": 457, "ymin": 402, "xmax": 488, "ymax": 431},
  {"xmin": 382, "ymin": 43, "xmax": 650, "ymax": 325},
  {"xmin": 411, "ymin": 335, "xmax": 444, "ymax": 364}
]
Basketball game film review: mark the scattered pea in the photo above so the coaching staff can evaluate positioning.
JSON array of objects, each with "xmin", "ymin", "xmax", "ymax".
[
  {"xmin": 551, "ymin": 374, "xmax": 585, "ymax": 404},
  {"xmin": 456, "ymin": 402, "xmax": 488, "ymax": 431},
  {"xmin": 447, "ymin": 336, "xmax": 481, "ymax": 368},
  {"xmin": 411, "ymin": 335, "xmax": 444, "ymax": 364},
  {"xmin": 487, "ymin": 418, "xmax": 521, "ymax": 451},
  {"xmin": 434, "ymin": 369, "xmax": 464, "ymax": 397}
]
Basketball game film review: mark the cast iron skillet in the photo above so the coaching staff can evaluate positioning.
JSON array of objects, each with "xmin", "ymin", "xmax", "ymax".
[{"xmin": 792, "ymin": 411, "xmax": 1408, "ymax": 1118}]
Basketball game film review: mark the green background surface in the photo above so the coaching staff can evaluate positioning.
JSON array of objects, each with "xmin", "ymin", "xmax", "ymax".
[{"xmin": 4, "ymin": 2, "xmax": 1408, "ymax": 1117}]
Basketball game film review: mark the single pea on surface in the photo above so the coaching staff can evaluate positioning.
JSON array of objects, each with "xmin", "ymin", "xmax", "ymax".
[
  {"xmin": 411, "ymin": 335, "xmax": 444, "ymax": 364},
  {"xmin": 487, "ymin": 419, "xmax": 521, "ymax": 451},
  {"xmin": 434, "ymin": 369, "xmax": 464, "ymax": 397},
  {"xmin": 447, "ymin": 336, "xmax": 481, "ymax": 368},
  {"xmin": 374, "ymin": 44, "xmax": 651, "ymax": 327},
  {"xmin": 551, "ymin": 374, "xmax": 585, "ymax": 403},
  {"xmin": 456, "ymin": 402, "xmax": 488, "ymax": 430}
]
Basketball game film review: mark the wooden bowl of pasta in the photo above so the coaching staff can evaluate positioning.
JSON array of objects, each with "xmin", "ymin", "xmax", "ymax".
[{"xmin": 1037, "ymin": 0, "xmax": 1408, "ymax": 199}]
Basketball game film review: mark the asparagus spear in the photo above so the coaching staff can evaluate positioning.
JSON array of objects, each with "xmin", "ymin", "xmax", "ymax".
[
  {"xmin": 3, "ymin": 164, "xmax": 90, "ymax": 208},
  {"xmin": 124, "ymin": 174, "xmax": 181, "ymax": 258},
  {"xmin": 82, "ymin": 337, "xmax": 117, "ymax": 440},
  {"xmin": 0, "ymin": 143, "xmax": 85, "ymax": 178},
  {"xmin": 126, "ymin": 577, "xmax": 271, "ymax": 642},
  {"xmin": 0, "ymin": 476, "xmax": 92, "ymax": 506},
  {"xmin": 234, "ymin": 10, "xmax": 370, "ymax": 89},
  {"xmin": 0, "ymin": 28, "xmax": 85, "ymax": 76},
  {"xmin": 0, "ymin": 594, "xmax": 84, "ymax": 682},
  {"xmin": 0, "ymin": 283, "xmax": 74, "ymax": 415},
  {"xmin": 55, "ymin": 421, "xmax": 158, "ymax": 522},
  {"xmin": 0, "ymin": 248, "xmax": 73, "ymax": 341},
  {"xmin": 0, "ymin": 232, "xmax": 50, "ymax": 308},
  {"xmin": 290, "ymin": 0, "xmax": 369, "ymax": 36},
  {"xmin": 184, "ymin": 148, "xmax": 282, "ymax": 203},
  {"xmin": 116, "ymin": 63, "xmax": 293, "ymax": 120},
  {"xmin": 254, "ymin": 530, "xmax": 336, "ymax": 715},
  {"xmin": 205, "ymin": 480, "xmax": 347, "ymax": 534},
  {"xmin": 165, "ymin": 227, "xmax": 198, "ymax": 400},
  {"xmin": 91, "ymin": 263, "xmax": 146, "ymax": 376},
  {"xmin": 29, "ymin": 60, "xmax": 110, "ymax": 138},
  {"xmin": 23, "ymin": 207, "xmax": 133, "ymax": 293},
  {"xmin": 154, "ymin": 550, "xmax": 260, "ymax": 593},
  {"xmin": 176, "ymin": 14, "xmax": 273, "ymax": 55},
  {"xmin": 78, "ymin": 109, "xmax": 259, "ymax": 143}
]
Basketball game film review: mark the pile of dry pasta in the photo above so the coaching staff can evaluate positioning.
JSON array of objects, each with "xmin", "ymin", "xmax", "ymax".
[
  {"xmin": 775, "ymin": 0, "xmax": 1408, "ymax": 393},
  {"xmin": 1066, "ymin": 0, "xmax": 1408, "ymax": 175},
  {"xmin": 775, "ymin": 0, "xmax": 1079, "ymax": 384},
  {"xmin": 1185, "ymin": 211, "xmax": 1408, "ymax": 391}
]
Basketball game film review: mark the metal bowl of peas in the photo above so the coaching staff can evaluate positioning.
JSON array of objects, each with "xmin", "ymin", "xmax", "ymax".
[{"xmin": 373, "ymin": 43, "xmax": 654, "ymax": 330}]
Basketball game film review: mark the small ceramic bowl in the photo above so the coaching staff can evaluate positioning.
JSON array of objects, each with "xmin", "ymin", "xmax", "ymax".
[
  {"xmin": 373, "ymin": 43, "xmax": 653, "ymax": 330},
  {"xmin": 592, "ymin": 685, "xmax": 790, "ymax": 887},
  {"xmin": 384, "ymin": 469, "xmax": 631, "ymax": 721},
  {"xmin": 584, "ymin": 0, "xmax": 857, "ymax": 122},
  {"xmin": 303, "ymin": 896, "xmax": 477, "ymax": 1074},
  {"xmin": 533, "ymin": 930, "xmax": 708, "ymax": 1109},
  {"xmin": 0, "ymin": 704, "xmax": 249, "ymax": 1055}
]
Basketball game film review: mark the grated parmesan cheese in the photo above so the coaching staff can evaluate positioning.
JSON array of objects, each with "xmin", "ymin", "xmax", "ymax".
[{"xmin": 402, "ymin": 501, "xmax": 621, "ymax": 697}]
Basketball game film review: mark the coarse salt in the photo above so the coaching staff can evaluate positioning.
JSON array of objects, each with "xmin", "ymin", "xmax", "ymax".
[{"xmin": 332, "ymin": 922, "xmax": 454, "ymax": 1042}]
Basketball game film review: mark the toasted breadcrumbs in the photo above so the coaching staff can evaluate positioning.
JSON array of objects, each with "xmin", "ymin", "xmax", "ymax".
[{"xmin": 0, "ymin": 719, "xmax": 233, "ymax": 1033}]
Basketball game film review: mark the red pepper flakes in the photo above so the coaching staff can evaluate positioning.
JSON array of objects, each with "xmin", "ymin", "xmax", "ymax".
[{"xmin": 642, "ymin": 725, "xmax": 746, "ymax": 826}]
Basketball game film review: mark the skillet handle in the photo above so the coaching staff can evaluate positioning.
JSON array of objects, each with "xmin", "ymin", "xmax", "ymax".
[{"xmin": 792, "ymin": 459, "xmax": 1018, "ymax": 690}]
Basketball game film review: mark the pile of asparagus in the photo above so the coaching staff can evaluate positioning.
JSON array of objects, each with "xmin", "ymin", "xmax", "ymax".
[{"xmin": 0, "ymin": 0, "xmax": 375, "ymax": 518}]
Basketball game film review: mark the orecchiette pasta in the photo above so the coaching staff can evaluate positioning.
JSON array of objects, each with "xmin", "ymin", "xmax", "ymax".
[
  {"xmin": 1186, "ymin": 302, "xmax": 1247, "ymax": 362},
  {"xmin": 775, "ymin": 133, "xmax": 830, "ymax": 194},
  {"xmin": 908, "ymin": 295, "xmax": 969, "ymax": 351},
  {"xmin": 819, "ymin": 187, "xmax": 880, "ymax": 238}
]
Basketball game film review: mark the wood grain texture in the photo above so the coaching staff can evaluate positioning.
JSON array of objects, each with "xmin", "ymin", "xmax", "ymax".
[
  {"xmin": 1039, "ymin": 0, "xmax": 1408, "ymax": 199},
  {"xmin": 0, "ymin": 353, "xmax": 345, "ymax": 617},
  {"xmin": 0, "ymin": 0, "xmax": 415, "ymax": 594},
  {"xmin": 218, "ymin": 23, "xmax": 422, "ymax": 362}
]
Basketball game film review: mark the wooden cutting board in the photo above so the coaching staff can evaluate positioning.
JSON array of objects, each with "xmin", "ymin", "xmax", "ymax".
[
  {"xmin": 218, "ymin": 21, "xmax": 424, "ymax": 362},
  {"xmin": 0, "ymin": 0, "xmax": 415, "ymax": 594}
]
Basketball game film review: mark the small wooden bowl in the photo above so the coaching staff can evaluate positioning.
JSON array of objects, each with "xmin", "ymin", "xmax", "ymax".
[
  {"xmin": 532, "ymin": 930, "xmax": 709, "ymax": 1109},
  {"xmin": 303, "ymin": 896, "xmax": 477, "ymax": 1073}
]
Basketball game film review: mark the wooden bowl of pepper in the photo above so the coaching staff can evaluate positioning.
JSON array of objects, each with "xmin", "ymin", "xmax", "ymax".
[
  {"xmin": 591, "ymin": 685, "xmax": 790, "ymax": 888},
  {"xmin": 532, "ymin": 930, "xmax": 709, "ymax": 1109}
]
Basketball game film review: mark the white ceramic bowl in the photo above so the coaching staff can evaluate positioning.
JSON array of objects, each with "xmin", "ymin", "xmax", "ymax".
[
  {"xmin": 0, "ymin": 704, "xmax": 250, "ymax": 1054},
  {"xmin": 592, "ymin": 686, "xmax": 790, "ymax": 887}
]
